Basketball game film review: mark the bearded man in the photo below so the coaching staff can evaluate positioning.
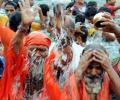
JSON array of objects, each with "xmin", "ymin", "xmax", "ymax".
[
  {"xmin": 0, "ymin": 0, "xmax": 51, "ymax": 99},
  {"xmin": 75, "ymin": 44, "xmax": 120, "ymax": 100}
]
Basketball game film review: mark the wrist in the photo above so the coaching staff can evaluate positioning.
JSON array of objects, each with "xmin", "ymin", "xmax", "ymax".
[
  {"xmin": 18, "ymin": 24, "xmax": 30, "ymax": 35},
  {"xmin": 105, "ymin": 66, "xmax": 113, "ymax": 73}
]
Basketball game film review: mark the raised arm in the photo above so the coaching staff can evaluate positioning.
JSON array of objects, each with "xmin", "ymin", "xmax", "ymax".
[
  {"xmin": 114, "ymin": 5, "xmax": 120, "ymax": 11},
  {"xmin": 92, "ymin": 50, "xmax": 120, "ymax": 99},
  {"xmin": 11, "ymin": 0, "xmax": 34, "ymax": 54},
  {"xmin": 94, "ymin": 13, "xmax": 120, "ymax": 43}
]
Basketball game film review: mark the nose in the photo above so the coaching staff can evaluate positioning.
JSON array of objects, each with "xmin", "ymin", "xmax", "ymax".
[
  {"xmin": 7, "ymin": 11, "xmax": 12, "ymax": 17},
  {"xmin": 91, "ymin": 68, "xmax": 97, "ymax": 76}
]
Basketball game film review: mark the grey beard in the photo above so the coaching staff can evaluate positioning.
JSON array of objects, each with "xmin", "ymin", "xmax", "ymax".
[
  {"xmin": 23, "ymin": 56, "xmax": 44, "ymax": 99},
  {"xmin": 84, "ymin": 74, "xmax": 103, "ymax": 94},
  {"xmin": 29, "ymin": 57, "xmax": 44, "ymax": 80}
]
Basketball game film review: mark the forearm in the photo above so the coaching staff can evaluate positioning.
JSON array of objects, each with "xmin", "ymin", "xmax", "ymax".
[
  {"xmin": 107, "ymin": 67, "xmax": 120, "ymax": 98},
  {"xmin": 113, "ymin": 25, "xmax": 120, "ymax": 42},
  {"xmin": 11, "ymin": 24, "xmax": 29, "ymax": 54},
  {"xmin": 75, "ymin": 69, "xmax": 83, "ymax": 85},
  {"xmin": 115, "ymin": 6, "xmax": 120, "ymax": 11}
]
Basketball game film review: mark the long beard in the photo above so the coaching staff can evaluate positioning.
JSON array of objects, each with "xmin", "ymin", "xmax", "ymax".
[
  {"xmin": 84, "ymin": 74, "xmax": 103, "ymax": 94},
  {"xmin": 23, "ymin": 54, "xmax": 45, "ymax": 99}
]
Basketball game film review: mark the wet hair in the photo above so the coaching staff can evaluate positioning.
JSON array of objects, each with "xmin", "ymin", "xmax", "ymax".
[
  {"xmin": 87, "ymin": 1, "xmax": 97, "ymax": 8},
  {"xmin": 74, "ymin": 26, "xmax": 88, "ymax": 43},
  {"xmin": 75, "ymin": 13, "xmax": 85, "ymax": 23},
  {"xmin": 82, "ymin": 44, "xmax": 108, "ymax": 55},
  {"xmin": 98, "ymin": 6, "xmax": 112, "ymax": 14},
  {"xmin": 9, "ymin": 11, "xmax": 21, "ymax": 32},
  {"xmin": 85, "ymin": 6, "xmax": 98, "ymax": 19},
  {"xmin": 5, "ymin": 1, "xmax": 17, "ymax": 9},
  {"xmin": 39, "ymin": 4, "xmax": 49, "ymax": 17}
]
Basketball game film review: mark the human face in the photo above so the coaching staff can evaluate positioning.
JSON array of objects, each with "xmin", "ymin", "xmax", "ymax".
[
  {"xmin": 84, "ymin": 61, "xmax": 104, "ymax": 93},
  {"xmin": 108, "ymin": 0, "xmax": 116, "ymax": 5},
  {"xmin": 5, "ymin": 4, "xmax": 15, "ymax": 17},
  {"xmin": 26, "ymin": 45, "xmax": 49, "ymax": 67},
  {"xmin": 85, "ymin": 61, "xmax": 103, "ymax": 77},
  {"xmin": 27, "ymin": 45, "xmax": 49, "ymax": 59}
]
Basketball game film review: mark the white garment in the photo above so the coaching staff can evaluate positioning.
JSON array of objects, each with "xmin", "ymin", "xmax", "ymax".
[{"xmin": 70, "ymin": 41, "xmax": 84, "ymax": 70}]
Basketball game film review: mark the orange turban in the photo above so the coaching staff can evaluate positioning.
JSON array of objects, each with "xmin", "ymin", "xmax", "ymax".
[{"xmin": 24, "ymin": 31, "xmax": 51, "ymax": 47}]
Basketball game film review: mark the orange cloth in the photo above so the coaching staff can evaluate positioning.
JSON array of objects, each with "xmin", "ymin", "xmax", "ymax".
[
  {"xmin": 0, "ymin": 31, "xmax": 51, "ymax": 100},
  {"xmin": 39, "ymin": 50, "xmax": 80, "ymax": 100},
  {"xmin": 40, "ymin": 50, "xmax": 110, "ymax": 100},
  {"xmin": 78, "ymin": 73, "xmax": 110, "ymax": 100},
  {"xmin": 0, "ymin": 25, "xmax": 14, "ymax": 55},
  {"xmin": 24, "ymin": 31, "xmax": 51, "ymax": 47}
]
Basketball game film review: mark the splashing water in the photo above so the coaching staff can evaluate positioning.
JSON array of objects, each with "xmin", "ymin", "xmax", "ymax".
[{"xmin": 23, "ymin": 48, "xmax": 44, "ymax": 99}]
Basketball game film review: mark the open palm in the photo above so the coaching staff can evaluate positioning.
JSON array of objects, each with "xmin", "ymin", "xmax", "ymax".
[{"xmin": 19, "ymin": 0, "xmax": 34, "ymax": 25}]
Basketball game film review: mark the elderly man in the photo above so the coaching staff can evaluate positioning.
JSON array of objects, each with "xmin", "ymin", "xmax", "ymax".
[
  {"xmin": 0, "ymin": 0, "xmax": 51, "ymax": 99},
  {"xmin": 75, "ymin": 44, "xmax": 120, "ymax": 100}
]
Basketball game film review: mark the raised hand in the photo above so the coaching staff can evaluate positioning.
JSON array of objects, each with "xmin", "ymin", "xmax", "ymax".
[
  {"xmin": 75, "ymin": 50, "xmax": 93, "ymax": 83},
  {"xmin": 19, "ymin": 0, "xmax": 34, "ymax": 26},
  {"xmin": 92, "ymin": 49, "xmax": 112, "ymax": 71}
]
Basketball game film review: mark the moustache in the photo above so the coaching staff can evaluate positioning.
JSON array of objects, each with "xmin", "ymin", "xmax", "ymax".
[{"xmin": 85, "ymin": 73, "xmax": 103, "ymax": 81}]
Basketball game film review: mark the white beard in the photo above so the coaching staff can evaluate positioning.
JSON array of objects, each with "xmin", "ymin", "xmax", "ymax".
[{"xmin": 84, "ymin": 74, "xmax": 103, "ymax": 94}]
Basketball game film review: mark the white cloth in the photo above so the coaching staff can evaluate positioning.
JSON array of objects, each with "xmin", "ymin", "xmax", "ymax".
[{"xmin": 70, "ymin": 41, "xmax": 84, "ymax": 70}]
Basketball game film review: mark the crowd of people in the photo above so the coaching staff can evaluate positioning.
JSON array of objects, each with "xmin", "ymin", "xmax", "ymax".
[{"xmin": 0, "ymin": 0, "xmax": 120, "ymax": 100}]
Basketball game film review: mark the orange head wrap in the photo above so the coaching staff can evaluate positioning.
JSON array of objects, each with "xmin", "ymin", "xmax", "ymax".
[{"xmin": 24, "ymin": 31, "xmax": 51, "ymax": 47}]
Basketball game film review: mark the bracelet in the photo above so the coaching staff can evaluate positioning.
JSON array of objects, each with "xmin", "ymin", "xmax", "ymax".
[{"xmin": 18, "ymin": 25, "xmax": 29, "ymax": 34}]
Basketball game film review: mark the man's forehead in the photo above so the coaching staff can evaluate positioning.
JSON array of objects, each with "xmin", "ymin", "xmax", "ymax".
[{"xmin": 27, "ymin": 45, "xmax": 48, "ymax": 49}]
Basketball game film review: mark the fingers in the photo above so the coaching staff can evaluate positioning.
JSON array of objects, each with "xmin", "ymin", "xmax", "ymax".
[
  {"xmin": 25, "ymin": 0, "xmax": 30, "ymax": 7},
  {"xmin": 19, "ymin": 0, "xmax": 30, "ymax": 10},
  {"xmin": 101, "ymin": 21, "xmax": 112, "ymax": 26},
  {"xmin": 18, "ymin": 1, "xmax": 23, "ymax": 10},
  {"xmin": 92, "ymin": 57, "xmax": 101, "ymax": 64},
  {"xmin": 102, "ymin": 12, "xmax": 112, "ymax": 20}
]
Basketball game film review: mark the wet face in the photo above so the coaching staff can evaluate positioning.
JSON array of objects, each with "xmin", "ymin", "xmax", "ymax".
[
  {"xmin": 85, "ymin": 61, "xmax": 103, "ymax": 77},
  {"xmin": 26, "ymin": 45, "xmax": 49, "ymax": 66},
  {"xmin": 84, "ymin": 61, "xmax": 103, "ymax": 93},
  {"xmin": 54, "ymin": 45, "xmax": 73, "ymax": 72},
  {"xmin": 5, "ymin": 4, "xmax": 15, "ymax": 17}
]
